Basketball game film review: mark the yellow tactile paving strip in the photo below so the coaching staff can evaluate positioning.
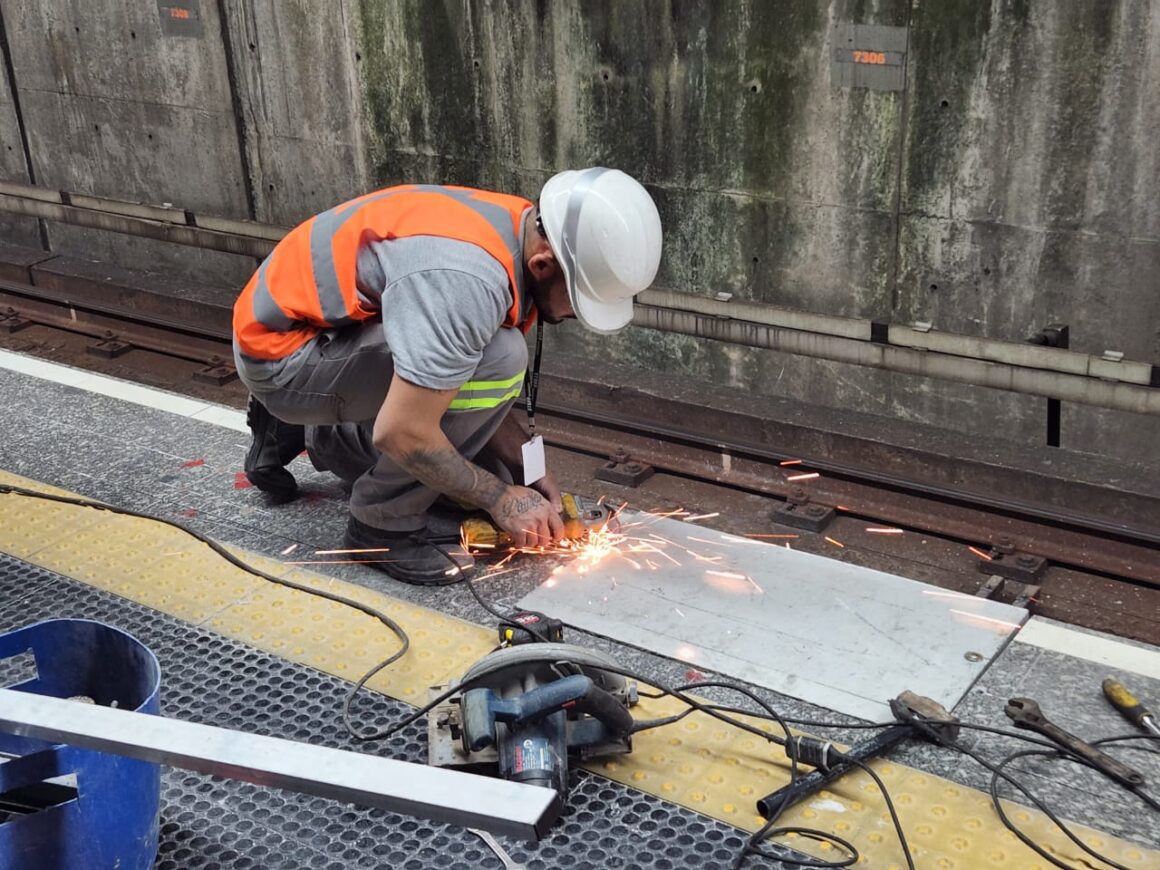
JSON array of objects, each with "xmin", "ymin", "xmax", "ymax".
[{"xmin": 1, "ymin": 470, "xmax": 1155, "ymax": 869}]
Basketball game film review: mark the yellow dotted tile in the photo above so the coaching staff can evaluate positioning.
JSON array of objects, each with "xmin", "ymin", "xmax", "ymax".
[{"xmin": 3, "ymin": 468, "xmax": 1158, "ymax": 870}]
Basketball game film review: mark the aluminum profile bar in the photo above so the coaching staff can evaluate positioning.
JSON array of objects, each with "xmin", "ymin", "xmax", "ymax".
[{"xmin": 0, "ymin": 689, "xmax": 560, "ymax": 840}]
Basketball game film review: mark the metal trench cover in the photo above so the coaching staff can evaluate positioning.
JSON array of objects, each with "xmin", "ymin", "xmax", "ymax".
[{"xmin": 520, "ymin": 514, "xmax": 1027, "ymax": 721}]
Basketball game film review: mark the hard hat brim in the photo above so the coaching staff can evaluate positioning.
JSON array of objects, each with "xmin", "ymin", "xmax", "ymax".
[{"xmin": 569, "ymin": 282, "xmax": 635, "ymax": 334}]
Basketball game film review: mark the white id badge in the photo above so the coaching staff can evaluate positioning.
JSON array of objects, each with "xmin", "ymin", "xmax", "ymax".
[{"xmin": 521, "ymin": 435, "xmax": 546, "ymax": 485}]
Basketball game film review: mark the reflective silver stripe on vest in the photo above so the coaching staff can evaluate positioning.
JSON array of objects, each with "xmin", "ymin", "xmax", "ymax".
[
  {"xmin": 250, "ymin": 256, "xmax": 295, "ymax": 331},
  {"xmin": 556, "ymin": 167, "xmax": 608, "ymax": 292},
  {"xmin": 414, "ymin": 185, "xmax": 526, "ymax": 304},
  {"xmin": 306, "ymin": 186, "xmax": 526, "ymax": 328},
  {"xmin": 310, "ymin": 189, "xmax": 407, "ymax": 325}
]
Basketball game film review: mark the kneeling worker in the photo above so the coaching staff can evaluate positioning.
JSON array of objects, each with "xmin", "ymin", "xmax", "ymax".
[{"xmin": 232, "ymin": 168, "xmax": 663, "ymax": 585}]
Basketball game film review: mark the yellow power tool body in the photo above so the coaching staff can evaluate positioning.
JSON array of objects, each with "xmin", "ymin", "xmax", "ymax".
[{"xmin": 461, "ymin": 493, "xmax": 615, "ymax": 549}]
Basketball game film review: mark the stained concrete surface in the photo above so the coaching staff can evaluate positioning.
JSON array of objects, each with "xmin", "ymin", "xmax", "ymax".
[
  {"xmin": 0, "ymin": 364, "xmax": 1157, "ymax": 853},
  {"xmin": 1, "ymin": 0, "xmax": 1158, "ymax": 461}
]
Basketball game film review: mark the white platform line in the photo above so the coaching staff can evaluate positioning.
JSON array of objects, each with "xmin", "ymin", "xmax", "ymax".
[
  {"xmin": 1016, "ymin": 618, "xmax": 1160, "ymax": 679},
  {"xmin": 0, "ymin": 348, "xmax": 248, "ymax": 433}
]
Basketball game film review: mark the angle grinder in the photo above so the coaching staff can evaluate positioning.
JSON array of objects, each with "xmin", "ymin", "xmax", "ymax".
[
  {"xmin": 427, "ymin": 643, "xmax": 638, "ymax": 824},
  {"xmin": 461, "ymin": 493, "xmax": 616, "ymax": 549}
]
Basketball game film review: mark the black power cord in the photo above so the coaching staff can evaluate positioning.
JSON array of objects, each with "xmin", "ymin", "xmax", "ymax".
[
  {"xmin": 7, "ymin": 486, "xmax": 1154, "ymax": 869},
  {"xmin": 439, "ymin": 538, "xmax": 914, "ymax": 870},
  {"xmin": 905, "ymin": 710, "xmax": 1159, "ymax": 870},
  {"xmin": 0, "ymin": 485, "xmax": 415, "ymax": 744}
]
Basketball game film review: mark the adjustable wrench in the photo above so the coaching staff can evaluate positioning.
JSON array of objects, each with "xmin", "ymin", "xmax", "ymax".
[{"xmin": 1005, "ymin": 697, "xmax": 1145, "ymax": 788}]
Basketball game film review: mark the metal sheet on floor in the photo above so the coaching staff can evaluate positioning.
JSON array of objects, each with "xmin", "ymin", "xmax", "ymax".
[{"xmin": 519, "ymin": 514, "xmax": 1027, "ymax": 720}]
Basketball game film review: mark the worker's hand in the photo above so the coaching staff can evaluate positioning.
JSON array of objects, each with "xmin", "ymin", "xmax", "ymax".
[
  {"xmin": 529, "ymin": 471, "xmax": 563, "ymax": 513},
  {"xmin": 492, "ymin": 485, "xmax": 565, "ymax": 549}
]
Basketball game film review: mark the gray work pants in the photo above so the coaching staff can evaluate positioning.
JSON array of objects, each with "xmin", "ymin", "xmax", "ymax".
[{"xmin": 239, "ymin": 320, "xmax": 528, "ymax": 531}]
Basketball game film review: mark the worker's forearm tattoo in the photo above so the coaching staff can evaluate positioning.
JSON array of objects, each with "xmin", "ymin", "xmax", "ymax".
[{"xmin": 398, "ymin": 446, "xmax": 507, "ymax": 509}]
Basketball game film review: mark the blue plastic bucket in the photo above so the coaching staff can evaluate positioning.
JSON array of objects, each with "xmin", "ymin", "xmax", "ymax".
[{"xmin": 0, "ymin": 619, "xmax": 161, "ymax": 870}]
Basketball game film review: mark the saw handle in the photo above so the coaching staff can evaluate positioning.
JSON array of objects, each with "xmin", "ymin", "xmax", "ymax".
[{"xmin": 462, "ymin": 676, "xmax": 634, "ymax": 752}]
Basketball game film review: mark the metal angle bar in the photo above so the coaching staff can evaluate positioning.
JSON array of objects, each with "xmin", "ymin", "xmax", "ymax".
[
  {"xmin": 637, "ymin": 288, "xmax": 872, "ymax": 340},
  {"xmin": 634, "ymin": 305, "xmax": 1160, "ymax": 415},
  {"xmin": 0, "ymin": 179, "xmax": 1152, "ymax": 389},
  {"xmin": 0, "ymin": 689, "xmax": 559, "ymax": 840},
  {"xmin": 641, "ymin": 289, "xmax": 1153, "ymax": 386},
  {"xmin": 0, "ymin": 195, "xmax": 276, "ymax": 259}
]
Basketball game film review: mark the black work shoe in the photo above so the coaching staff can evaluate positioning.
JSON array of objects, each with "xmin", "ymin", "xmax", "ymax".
[
  {"xmin": 244, "ymin": 396, "xmax": 306, "ymax": 502},
  {"xmin": 344, "ymin": 516, "xmax": 475, "ymax": 586}
]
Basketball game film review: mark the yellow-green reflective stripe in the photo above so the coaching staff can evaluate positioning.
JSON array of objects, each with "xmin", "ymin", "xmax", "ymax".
[
  {"xmin": 458, "ymin": 372, "xmax": 525, "ymax": 392},
  {"xmin": 447, "ymin": 386, "xmax": 523, "ymax": 410}
]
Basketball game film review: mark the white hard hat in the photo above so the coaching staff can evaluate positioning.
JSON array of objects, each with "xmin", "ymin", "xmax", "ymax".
[{"xmin": 538, "ymin": 167, "xmax": 663, "ymax": 334}]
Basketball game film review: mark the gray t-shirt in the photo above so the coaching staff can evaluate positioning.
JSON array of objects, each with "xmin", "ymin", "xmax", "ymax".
[
  {"xmin": 233, "ymin": 234, "xmax": 525, "ymax": 391},
  {"xmin": 355, "ymin": 235, "xmax": 516, "ymax": 390}
]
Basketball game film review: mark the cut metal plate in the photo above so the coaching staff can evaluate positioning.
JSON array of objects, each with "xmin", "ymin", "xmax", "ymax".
[{"xmin": 519, "ymin": 513, "xmax": 1028, "ymax": 721}]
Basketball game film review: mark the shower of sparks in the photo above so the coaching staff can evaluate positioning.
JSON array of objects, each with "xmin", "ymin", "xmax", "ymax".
[
  {"xmin": 687, "ymin": 551, "xmax": 724, "ymax": 563},
  {"xmin": 314, "ymin": 547, "xmax": 390, "ymax": 555},
  {"xmin": 786, "ymin": 472, "xmax": 820, "ymax": 481},
  {"xmin": 674, "ymin": 607, "xmax": 686, "ymax": 618},
  {"xmin": 865, "ymin": 527, "xmax": 904, "ymax": 535},
  {"xmin": 456, "ymin": 501, "xmax": 829, "ymax": 590},
  {"xmin": 922, "ymin": 588, "xmax": 974, "ymax": 600},
  {"xmin": 779, "ymin": 459, "xmax": 803, "ymax": 466},
  {"xmin": 705, "ymin": 570, "xmax": 747, "ymax": 581},
  {"xmin": 280, "ymin": 543, "xmax": 299, "ymax": 556},
  {"xmin": 968, "ymin": 546, "xmax": 993, "ymax": 561},
  {"xmin": 825, "ymin": 537, "xmax": 845, "ymax": 548},
  {"xmin": 478, "ymin": 567, "xmax": 518, "ymax": 581},
  {"xmin": 950, "ymin": 609, "xmax": 1022, "ymax": 631},
  {"xmin": 285, "ymin": 558, "xmax": 397, "ymax": 565}
]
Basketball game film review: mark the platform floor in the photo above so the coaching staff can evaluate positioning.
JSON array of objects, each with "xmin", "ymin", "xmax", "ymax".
[{"xmin": 1, "ymin": 354, "xmax": 1158, "ymax": 868}]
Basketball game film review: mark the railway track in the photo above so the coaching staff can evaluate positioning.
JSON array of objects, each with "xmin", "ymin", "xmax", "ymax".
[{"xmin": 1, "ymin": 275, "xmax": 1158, "ymax": 646}]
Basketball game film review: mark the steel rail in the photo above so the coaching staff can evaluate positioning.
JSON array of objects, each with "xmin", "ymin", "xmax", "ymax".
[
  {"xmin": 526, "ymin": 403, "xmax": 1160, "ymax": 585},
  {"xmin": 1, "ymin": 270, "xmax": 1155, "ymax": 582}
]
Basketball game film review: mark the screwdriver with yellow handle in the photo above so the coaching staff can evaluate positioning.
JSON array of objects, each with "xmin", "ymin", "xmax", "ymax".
[{"xmin": 1102, "ymin": 677, "xmax": 1160, "ymax": 737}]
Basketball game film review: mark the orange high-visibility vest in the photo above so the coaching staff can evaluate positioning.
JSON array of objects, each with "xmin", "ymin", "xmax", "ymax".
[{"xmin": 233, "ymin": 185, "xmax": 536, "ymax": 361}]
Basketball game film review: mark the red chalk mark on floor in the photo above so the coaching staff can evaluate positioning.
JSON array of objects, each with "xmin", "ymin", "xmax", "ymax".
[
  {"xmin": 180, "ymin": 458, "xmax": 205, "ymax": 468},
  {"xmin": 684, "ymin": 669, "xmax": 705, "ymax": 683},
  {"xmin": 177, "ymin": 508, "xmax": 199, "ymax": 518},
  {"xmin": 234, "ymin": 472, "xmax": 253, "ymax": 489}
]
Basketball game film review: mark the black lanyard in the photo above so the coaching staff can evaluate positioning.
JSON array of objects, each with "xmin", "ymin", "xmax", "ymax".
[{"xmin": 526, "ymin": 319, "xmax": 544, "ymax": 434}]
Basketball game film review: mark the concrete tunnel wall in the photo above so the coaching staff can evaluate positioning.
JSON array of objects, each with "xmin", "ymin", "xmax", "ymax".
[{"xmin": 0, "ymin": 0, "xmax": 1157, "ymax": 465}]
